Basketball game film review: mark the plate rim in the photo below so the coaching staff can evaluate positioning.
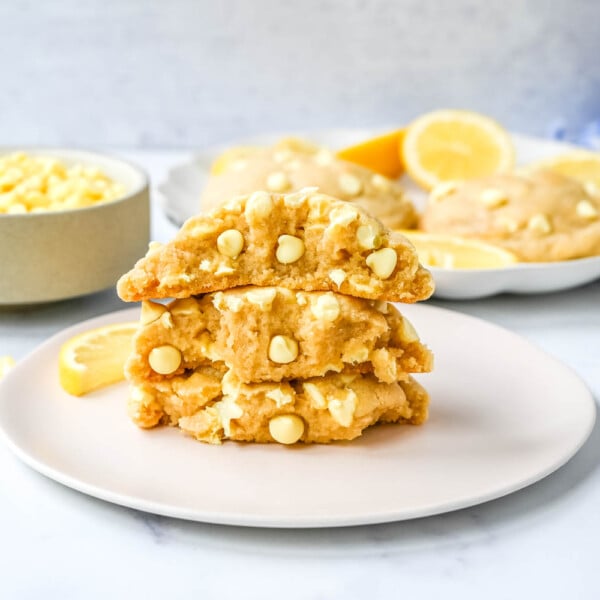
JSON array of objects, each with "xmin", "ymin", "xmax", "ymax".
[{"xmin": 0, "ymin": 305, "xmax": 596, "ymax": 528}]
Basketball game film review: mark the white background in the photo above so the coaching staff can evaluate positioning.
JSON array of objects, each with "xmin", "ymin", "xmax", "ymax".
[{"xmin": 0, "ymin": 0, "xmax": 598, "ymax": 148}]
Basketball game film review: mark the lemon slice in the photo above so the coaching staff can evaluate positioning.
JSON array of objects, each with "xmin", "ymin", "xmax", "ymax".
[
  {"xmin": 402, "ymin": 110, "xmax": 515, "ymax": 190},
  {"xmin": 58, "ymin": 322, "xmax": 138, "ymax": 396},
  {"xmin": 0, "ymin": 355, "xmax": 16, "ymax": 380},
  {"xmin": 337, "ymin": 129, "xmax": 406, "ymax": 178},
  {"xmin": 528, "ymin": 151, "xmax": 600, "ymax": 194},
  {"xmin": 399, "ymin": 230, "xmax": 519, "ymax": 269}
]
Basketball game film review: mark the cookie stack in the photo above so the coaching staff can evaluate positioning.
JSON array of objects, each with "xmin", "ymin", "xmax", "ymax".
[{"xmin": 117, "ymin": 188, "xmax": 434, "ymax": 444}]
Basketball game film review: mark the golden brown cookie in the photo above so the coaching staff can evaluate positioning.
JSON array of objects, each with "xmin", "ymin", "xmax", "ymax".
[
  {"xmin": 201, "ymin": 137, "xmax": 417, "ymax": 230},
  {"xmin": 126, "ymin": 289, "xmax": 432, "ymax": 385},
  {"xmin": 420, "ymin": 170, "xmax": 600, "ymax": 262},
  {"xmin": 127, "ymin": 369, "xmax": 429, "ymax": 444},
  {"xmin": 118, "ymin": 189, "xmax": 434, "ymax": 302}
]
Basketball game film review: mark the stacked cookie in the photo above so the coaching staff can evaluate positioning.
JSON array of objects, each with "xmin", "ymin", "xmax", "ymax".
[{"xmin": 117, "ymin": 188, "xmax": 434, "ymax": 444}]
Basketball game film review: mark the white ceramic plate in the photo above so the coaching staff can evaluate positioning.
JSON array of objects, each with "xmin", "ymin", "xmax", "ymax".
[
  {"xmin": 158, "ymin": 130, "xmax": 600, "ymax": 299},
  {"xmin": 0, "ymin": 305, "xmax": 594, "ymax": 528}
]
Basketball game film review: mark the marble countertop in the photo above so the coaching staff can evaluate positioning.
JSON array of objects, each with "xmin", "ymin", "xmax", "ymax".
[{"xmin": 1, "ymin": 150, "xmax": 599, "ymax": 599}]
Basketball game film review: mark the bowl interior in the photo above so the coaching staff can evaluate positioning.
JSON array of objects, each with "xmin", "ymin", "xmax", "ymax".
[{"xmin": 0, "ymin": 147, "xmax": 147, "ymax": 207}]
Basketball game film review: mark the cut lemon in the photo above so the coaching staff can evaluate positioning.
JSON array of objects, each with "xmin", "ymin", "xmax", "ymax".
[
  {"xmin": 398, "ymin": 230, "xmax": 519, "ymax": 269},
  {"xmin": 337, "ymin": 129, "xmax": 406, "ymax": 178},
  {"xmin": 0, "ymin": 355, "xmax": 16, "ymax": 380},
  {"xmin": 402, "ymin": 110, "xmax": 515, "ymax": 190},
  {"xmin": 58, "ymin": 322, "xmax": 138, "ymax": 396},
  {"xmin": 528, "ymin": 151, "xmax": 600, "ymax": 194}
]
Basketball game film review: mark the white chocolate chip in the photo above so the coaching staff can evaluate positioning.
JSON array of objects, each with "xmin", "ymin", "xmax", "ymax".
[
  {"xmin": 266, "ymin": 171, "xmax": 290, "ymax": 192},
  {"xmin": 371, "ymin": 173, "xmax": 391, "ymax": 192},
  {"xmin": 286, "ymin": 159, "xmax": 302, "ymax": 171},
  {"xmin": 246, "ymin": 287, "xmax": 277, "ymax": 310},
  {"xmin": 188, "ymin": 222, "xmax": 216, "ymax": 239},
  {"xmin": 314, "ymin": 150, "xmax": 333, "ymax": 166},
  {"xmin": 169, "ymin": 298, "xmax": 200, "ymax": 316},
  {"xmin": 342, "ymin": 345, "xmax": 369, "ymax": 364},
  {"xmin": 273, "ymin": 150, "xmax": 293, "ymax": 164},
  {"xmin": 497, "ymin": 216, "xmax": 519, "ymax": 234},
  {"xmin": 140, "ymin": 300, "xmax": 167, "ymax": 325},
  {"xmin": 295, "ymin": 292, "xmax": 308, "ymax": 306},
  {"xmin": 148, "ymin": 345, "xmax": 182, "ymax": 375},
  {"xmin": 213, "ymin": 293, "xmax": 243, "ymax": 313},
  {"xmin": 198, "ymin": 332, "xmax": 220, "ymax": 361},
  {"xmin": 356, "ymin": 222, "xmax": 382, "ymax": 250},
  {"xmin": 373, "ymin": 300, "xmax": 388, "ymax": 314},
  {"xmin": 160, "ymin": 312, "xmax": 174, "ymax": 329},
  {"xmin": 329, "ymin": 204, "xmax": 359, "ymax": 226},
  {"xmin": 328, "ymin": 390, "xmax": 357, "ymax": 427},
  {"xmin": 276, "ymin": 234, "xmax": 305, "ymax": 264},
  {"xmin": 221, "ymin": 196, "xmax": 244, "ymax": 211},
  {"xmin": 584, "ymin": 182, "xmax": 599, "ymax": 197},
  {"xmin": 220, "ymin": 370, "xmax": 238, "ymax": 396},
  {"xmin": 329, "ymin": 269, "xmax": 346, "ymax": 287},
  {"xmin": 269, "ymin": 414, "xmax": 305, "ymax": 444},
  {"xmin": 216, "ymin": 229, "xmax": 244, "ymax": 258},
  {"xmin": 303, "ymin": 382, "xmax": 326, "ymax": 409},
  {"xmin": 199, "ymin": 259, "xmax": 212, "ymax": 272},
  {"xmin": 527, "ymin": 213, "xmax": 553, "ymax": 235},
  {"xmin": 214, "ymin": 263, "xmax": 236, "ymax": 276},
  {"xmin": 230, "ymin": 160, "xmax": 247, "ymax": 172},
  {"xmin": 215, "ymin": 395, "xmax": 243, "ymax": 437},
  {"xmin": 310, "ymin": 293, "xmax": 340, "ymax": 322},
  {"xmin": 576, "ymin": 199, "xmax": 598, "ymax": 219},
  {"xmin": 480, "ymin": 188, "xmax": 508, "ymax": 209},
  {"xmin": 339, "ymin": 173, "xmax": 363, "ymax": 197},
  {"xmin": 371, "ymin": 348, "xmax": 398, "ymax": 382},
  {"xmin": 430, "ymin": 181, "xmax": 458, "ymax": 202},
  {"xmin": 366, "ymin": 247, "xmax": 397, "ymax": 279},
  {"xmin": 268, "ymin": 335, "xmax": 299, "ymax": 364},
  {"xmin": 147, "ymin": 241, "xmax": 163, "ymax": 254},
  {"xmin": 245, "ymin": 191, "xmax": 273, "ymax": 219},
  {"xmin": 283, "ymin": 190, "xmax": 310, "ymax": 207},
  {"xmin": 265, "ymin": 388, "xmax": 294, "ymax": 408},
  {"xmin": 399, "ymin": 316, "xmax": 420, "ymax": 343}
]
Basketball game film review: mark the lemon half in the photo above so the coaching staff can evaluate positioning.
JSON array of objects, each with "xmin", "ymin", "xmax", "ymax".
[
  {"xmin": 402, "ymin": 110, "xmax": 515, "ymax": 190},
  {"xmin": 528, "ymin": 151, "xmax": 600, "ymax": 194}
]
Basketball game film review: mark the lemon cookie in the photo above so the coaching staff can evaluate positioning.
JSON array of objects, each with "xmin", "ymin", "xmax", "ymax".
[
  {"xmin": 118, "ymin": 190, "xmax": 433, "ymax": 302},
  {"xmin": 127, "ymin": 289, "xmax": 432, "ymax": 385},
  {"xmin": 200, "ymin": 138, "xmax": 417, "ymax": 230},
  {"xmin": 420, "ymin": 170, "xmax": 600, "ymax": 262},
  {"xmin": 127, "ymin": 369, "xmax": 429, "ymax": 444}
]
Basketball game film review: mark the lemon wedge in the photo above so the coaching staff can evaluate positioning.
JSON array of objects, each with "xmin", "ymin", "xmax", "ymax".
[
  {"xmin": 399, "ymin": 230, "xmax": 519, "ymax": 269},
  {"xmin": 337, "ymin": 129, "xmax": 406, "ymax": 178},
  {"xmin": 528, "ymin": 151, "xmax": 600, "ymax": 194},
  {"xmin": 402, "ymin": 110, "xmax": 515, "ymax": 190},
  {"xmin": 58, "ymin": 322, "xmax": 138, "ymax": 396}
]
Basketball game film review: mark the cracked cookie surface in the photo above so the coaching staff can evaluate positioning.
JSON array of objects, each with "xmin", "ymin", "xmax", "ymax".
[
  {"xmin": 127, "ymin": 368, "xmax": 429, "ymax": 444},
  {"xmin": 118, "ymin": 189, "xmax": 433, "ymax": 302},
  {"xmin": 128, "ymin": 289, "xmax": 433, "ymax": 385}
]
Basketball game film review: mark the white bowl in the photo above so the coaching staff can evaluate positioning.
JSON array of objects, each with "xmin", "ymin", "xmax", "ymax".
[{"xmin": 0, "ymin": 148, "xmax": 150, "ymax": 305}]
